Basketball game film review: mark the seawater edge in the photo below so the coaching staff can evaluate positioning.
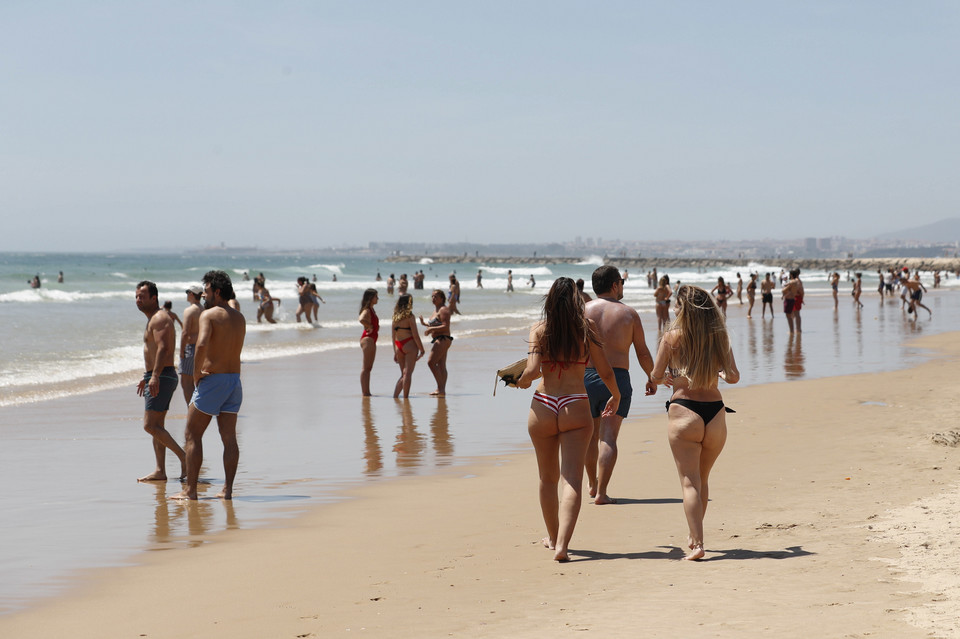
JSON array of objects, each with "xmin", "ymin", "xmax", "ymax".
[{"xmin": 386, "ymin": 254, "xmax": 960, "ymax": 272}]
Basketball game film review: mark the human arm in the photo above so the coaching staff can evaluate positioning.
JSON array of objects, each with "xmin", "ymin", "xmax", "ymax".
[
  {"xmin": 719, "ymin": 348, "xmax": 740, "ymax": 385},
  {"xmin": 632, "ymin": 313, "xmax": 657, "ymax": 395},
  {"xmin": 359, "ymin": 309, "xmax": 373, "ymax": 333},
  {"xmin": 193, "ymin": 312, "xmax": 211, "ymax": 387},
  {"xmin": 587, "ymin": 334, "xmax": 620, "ymax": 418},
  {"xmin": 410, "ymin": 318, "xmax": 426, "ymax": 360},
  {"xmin": 515, "ymin": 324, "xmax": 544, "ymax": 389},
  {"xmin": 148, "ymin": 315, "xmax": 174, "ymax": 396},
  {"xmin": 650, "ymin": 331, "xmax": 676, "ymax": 387}
]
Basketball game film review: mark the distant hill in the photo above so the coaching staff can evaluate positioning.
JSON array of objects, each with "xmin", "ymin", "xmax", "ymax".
[{"xmin": 875, "ymin": 218, "xmax": 960, "ymax": 243}]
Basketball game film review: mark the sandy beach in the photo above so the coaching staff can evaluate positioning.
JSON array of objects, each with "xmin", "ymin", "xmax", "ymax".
[{"xmin": 2, "ymin": 324, "xmax": 959, "ymax": 637}]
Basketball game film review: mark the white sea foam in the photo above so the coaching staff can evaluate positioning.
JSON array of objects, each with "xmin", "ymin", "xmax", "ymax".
[
  {"xmin": 0, "ymin": 289, "xmax": 131, "ymax": 303},
  {"xmin": 0, "ymin": 345, "xmax": 142, "ymax": 389},
  {"xmin": 576, "ymin": 255, "xmax": 605, "ymax": 266}
]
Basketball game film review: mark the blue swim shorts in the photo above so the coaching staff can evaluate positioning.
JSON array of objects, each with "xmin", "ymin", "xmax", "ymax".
[
  {"xmin": 143, "ymin": 366, "xmax": 179, "ymax": 412},
  {"xmin": 179, "ymin": 343, "xmax": 195, "ymax": 376},
  {"xmin": 584, "ymin": 367, "xmax": 632, "ymax": 419},
  {"xmin": 191, "ymin": 373, "xmax": 243, "ymax": 416}
]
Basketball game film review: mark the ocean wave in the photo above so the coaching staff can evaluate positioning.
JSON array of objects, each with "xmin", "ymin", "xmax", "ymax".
[
  {"xmin": 0, "ymin": 289, "xmax": 131, "ymax": 303},
  {"xmin": 0, "ymin": 345, "xmax": 142, "ymax": 389},
  {"xmin": 306, "ymin": 263, "xmax": 346, "ymax": 275},
  {"xmin": 576, "ymin": 255, "xmax": 605, "ymax": 266}
]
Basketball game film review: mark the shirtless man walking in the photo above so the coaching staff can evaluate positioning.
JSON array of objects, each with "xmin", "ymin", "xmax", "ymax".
[
  {"xmin": 135, "ymin": 281, "xmax": 187, "ymax": 482},
  {"xmin": 583, "ymin": 266, "xmax": 657, "ymax": 504},
  {"xmin": 171, "ymin": 270, "xmax": 246, "ymax": 500},
  {"xmin": 179, "ymin": 286, "xmax": 203, "ymax": 403}
]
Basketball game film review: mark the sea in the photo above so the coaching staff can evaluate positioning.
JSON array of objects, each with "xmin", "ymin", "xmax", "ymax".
[
  {"xmin": 3, "ymin": 251, "xmax": 957, "ymax": 408},
  {"xmin": 1, "ymin": 250, "xmax": 958, "ymax": 614}
]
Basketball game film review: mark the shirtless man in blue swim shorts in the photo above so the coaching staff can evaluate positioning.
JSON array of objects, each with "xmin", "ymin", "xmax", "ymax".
[
  {"xmin": 583, "ymin": 266, "xmax": 657, "ymax": 505},
  {"xmin": 170, "ymin": 270, "xmax": 246, "ymax": 501},
  {"xmin": 135, "ymin": 281, "xmax": 187, "ymax": 482},
  {"xmin": 179, "ymin": 286, "xmax": 203, "ymax": 403}
]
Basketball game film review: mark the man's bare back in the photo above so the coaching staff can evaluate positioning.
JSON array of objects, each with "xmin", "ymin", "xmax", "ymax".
[
  {"xmin": 194, "ymin": 305, "xmax": 245, "ymax": 381},
  {"xmin": 585, "ymin": 298, "xmax": 653, "ymax": 373}
]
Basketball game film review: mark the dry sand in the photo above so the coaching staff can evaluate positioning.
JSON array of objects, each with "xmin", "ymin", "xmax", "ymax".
[{"xmin": 3, "ymin": 332, "xmax": 960, "ymax": 638}]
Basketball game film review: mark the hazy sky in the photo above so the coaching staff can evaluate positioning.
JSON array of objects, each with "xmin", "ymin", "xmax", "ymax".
[{"xmin": 2, "ymin": 2, "xmax": 958, "ymax": 252}]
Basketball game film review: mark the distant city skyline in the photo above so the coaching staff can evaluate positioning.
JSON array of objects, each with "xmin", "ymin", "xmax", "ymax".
[{"xmin": 3, "ymin": 2, "xmax": 959, "ymax": 252}]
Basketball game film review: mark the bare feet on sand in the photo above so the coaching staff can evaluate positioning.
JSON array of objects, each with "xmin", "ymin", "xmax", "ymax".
[
  {"xmin": 554, "ymin": 548, "xmax": 570, "ymax": 562},
  {"xmin": 684, "ymin": 544, "xmax": 705, "ymax": 561},
  {"xmin": 429, "ymin": 390, "xmax": 444, "ymax": 397},
  {"xmin": 168, "ymin": 490, "xmax": 197, "ymax": 501},
  {"xmin": 541, "ymin": 537, "xmax": 555, "ymax": 550},
  {"xmin": 594, "ymin": 494, "xmax": 617, "ymax": 505},
  {"xmin": 216, "ymin": 488, "xmax": 232, "ymax": 500},
  {"xmin": 138, "ymin": 471, "xmax": 167, "ymax": 482},
  {"xmin": 588, "ymin": 484, "xmax": 597, "ymax": 499}
]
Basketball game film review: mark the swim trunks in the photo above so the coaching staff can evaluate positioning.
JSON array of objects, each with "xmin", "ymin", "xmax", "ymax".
[
  {"xmin": 143, "ymin": 366, "xmax": 178, "ymax": 412},
  {"xmin": 762, "ymin": 292, "xmax": 773, "ymax": 304},
  {"xmin": 179, "ymin": 343, "xmax": 195, "ymax": 376},
  {"xmin": 783, "ymin": 298, "xmax": 796, "ymax": 313},
  {"xmin": 584, "ymin": 367, "xmax": 632, "ymax": 419},
  {"xmin": 191, "ymin": 373, "xmax": 243, "ymax": 416}
]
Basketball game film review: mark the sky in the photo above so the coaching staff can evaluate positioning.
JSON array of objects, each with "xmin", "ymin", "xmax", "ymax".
[{"xmin": 1, "ymin": 1, "xmax": 958, "ymax": 252}]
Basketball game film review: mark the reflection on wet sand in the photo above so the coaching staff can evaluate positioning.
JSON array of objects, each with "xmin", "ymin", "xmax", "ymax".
[
  {"xmin": 784, "ymin": 333, "xmax": 805, "ymax": 379},
  {"xmin": 361, "ymin": 397, "xmax": 383, "ymax": 476},
  {"xmin": 360, "ymin": 399, "xmax": 456, "ymax": 475},
  {"xmin": 148, "ymin": 481, "xmax": 237, "ymax": 548},
  {"xmin": 394, "ymin": 400, "xmax": 426, "ymax": 472},
  {"xmin": 430, "ymin": 398, "xmax": 453, "ymax": 463},
  {"xmin": 762, "ymin": 317, "xmax": 775, "ymax": 360}
]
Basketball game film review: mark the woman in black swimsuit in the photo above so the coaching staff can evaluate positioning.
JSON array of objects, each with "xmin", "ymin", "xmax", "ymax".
[
  {"xmin": 710, "ymin": 277, "xmax": 731, "ymax": 316},
  {"xmin": 650, "ymin": 285, "xmax": 740, "ymax": 561},
  {"xmin": 419, "ymin": 289, "xmax": 453, "ymax": 396}
]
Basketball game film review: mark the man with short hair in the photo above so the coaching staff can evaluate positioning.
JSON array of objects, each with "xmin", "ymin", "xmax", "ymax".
[
  {"xmin": 135, "ymin": 281, "xmax": 187, "ymax": 482},
  {"xmin": 171, "ymin": 270, "xmax": 246, "ymax": 500},
  {"xmin": 179, "ymin": 286, "xmax": 204, "ymax": 403},
  {"xmin": 584, "ymin": 265, "xmax": 657, "ymax": 504}
]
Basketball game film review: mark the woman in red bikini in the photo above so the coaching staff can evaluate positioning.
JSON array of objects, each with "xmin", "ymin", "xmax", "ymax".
[
  {"xmin": 391, "ymin": 294, "xmax": 424, "ymax": 399},
  {"xmin": 515, "ymin": 277, "xmax": 620, "ymax": 561},
  {"xmin": 358, "ymin": 288, "xmax": 379, "ymax": 396},
  {"xmin": 651, "ymin": 285, "xmax": 740, "ymax": 560}
]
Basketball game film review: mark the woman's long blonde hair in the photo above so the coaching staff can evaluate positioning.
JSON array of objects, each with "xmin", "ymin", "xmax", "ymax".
[
  {"xmin": 537, "ymin": 277, "xmax": 600, "ymax": 361},
  {"xmin": 667, "ymin": 285, "xmax": 730, "ymax": 389},
  {"xmin": 392, "ymin": 294, "xmax": 413, "ymax": 324}
]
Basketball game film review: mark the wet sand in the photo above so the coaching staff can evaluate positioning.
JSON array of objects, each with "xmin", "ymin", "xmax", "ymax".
[{"xmin": 2, "ymin": 289, "xmax": 960, "ymax": 636}]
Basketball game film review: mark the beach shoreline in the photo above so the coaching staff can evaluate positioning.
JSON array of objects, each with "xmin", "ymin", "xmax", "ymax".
[{"xmin": 3, "ymin": 329, "xmax": 960, "ymax": 637}]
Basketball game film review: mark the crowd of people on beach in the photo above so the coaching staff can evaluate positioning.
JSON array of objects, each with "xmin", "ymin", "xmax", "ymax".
[{"xmin": 130, "ymin": 261, "xmax": 944, "ymax": 563}]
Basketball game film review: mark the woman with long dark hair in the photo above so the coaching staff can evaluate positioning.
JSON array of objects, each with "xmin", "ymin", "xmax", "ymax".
[
  {"xmin": 358, "ymin": 288, "xmax": 379, "ymax": 396},
  {"xmin": 515, "ymin": 277, "xmax": 620, "ymax": 561},
  {"xmin": 651, "ymin": 285, "xmax": 740, "ymax": 560}
]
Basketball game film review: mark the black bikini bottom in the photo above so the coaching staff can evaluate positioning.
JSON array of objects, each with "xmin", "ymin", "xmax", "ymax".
[{"xmin": 665, "ymin": 399, "xmax": 735, "ymax": 424}]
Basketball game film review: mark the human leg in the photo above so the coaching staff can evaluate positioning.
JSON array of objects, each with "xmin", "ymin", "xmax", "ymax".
[
  {"xmin": 527, "ymin": 405, "xmax": 560, "ymax": 553},
  {"xmin": 584, "ymin": 416, "xmax": 601, "ymax": 498},
  {"xmin": 427, "ymin": 339, "xmax": 451, "ymax": 395},
  {"xmin": 169, "ymin": 404, "xmax": 213, "ymax": 500},
  {"xmin": 400, "ymin": 348, "xmax": 418, "ymax": 398},
  {"xmin": 666, "ymin": 405, "xmax": 707, "ymax": 560},
  {"xmin": 360, "ymin": 338, "xmax": 376, "ymax": 396},
  {"xmin": 140, "ymin": 410, "xmax": 186, "ymax": 481},
  {"xmin": 216, "ymin": 412, "xmax": 239, "ymax": 499},
  {"xmin": 555, "ymin": 403, "xmax": 593, "ymax": 560},
  {"xmin": 594, "ymin": 414, "xmax": 624, "ymax": 504}
]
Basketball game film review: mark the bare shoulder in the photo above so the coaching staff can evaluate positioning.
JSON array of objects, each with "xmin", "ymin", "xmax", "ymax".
[
  {"xmin": 661, "ymin": 328, "xmax": 681, "ymax": 347},
  {"xmin": 149, "ymin": 310, "xmax": 173, "ymax": 332}
]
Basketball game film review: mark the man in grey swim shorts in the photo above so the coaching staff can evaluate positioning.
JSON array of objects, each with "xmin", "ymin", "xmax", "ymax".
[
  {"xmin": 135, "ymin": 280, "xmax": 187, "ymax": 483},
  {"xmin": 170, "ymin": 270, "xmax": 246, "ymax": 501},
  {"xmin": 179, "ymin": 286, "xmax": 203, "ymax": 403},
  {"xmin": 583, "ymin": 266, "xmax": 657, "ymax": 505}
]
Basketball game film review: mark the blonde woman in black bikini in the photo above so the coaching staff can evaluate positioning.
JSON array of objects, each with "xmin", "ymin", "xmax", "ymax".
[
  {"xmin": 651, "ymin": 285, "xmax": 740, "ymax": 560},
  {"xmin": 391, "ymin": 294, "xmax": 424, "ymax": 399},
  {"xmin": 515, "ymin": 277, "xmax": 620, "ymax": 561}
]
